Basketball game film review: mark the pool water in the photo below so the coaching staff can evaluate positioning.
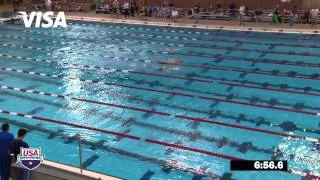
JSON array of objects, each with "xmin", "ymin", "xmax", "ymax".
[{"xmin": 0, "ymin": 20, "xmax": 319, "ymax": 180}]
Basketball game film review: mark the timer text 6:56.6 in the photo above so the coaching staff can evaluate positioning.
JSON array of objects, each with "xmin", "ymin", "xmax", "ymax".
[{"xmin": 231, "ymin": 160, "xmax": 288, "ymax": 171}]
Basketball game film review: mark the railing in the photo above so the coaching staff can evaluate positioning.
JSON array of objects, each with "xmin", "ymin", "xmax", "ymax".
[{"xmin": 93, "ymin": 6, "xmax": 320, "ymax": 26}]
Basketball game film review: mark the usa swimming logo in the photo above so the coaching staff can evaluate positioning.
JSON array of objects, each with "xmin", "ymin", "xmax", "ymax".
[
  {"xmin": 18, "ymin": 11, "xmax": 67, "ymax": 28},
  {"xmin": 17, "ymin": 148, "xmax": 45, "ymax": 170}
]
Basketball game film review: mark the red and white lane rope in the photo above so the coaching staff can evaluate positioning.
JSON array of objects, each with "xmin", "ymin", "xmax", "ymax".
[
  {"xmin": 0, "ymin": 109, "xmax": 319, "ymax": 179},
  {"xmin": 2, "ymin": 53, "xmax": 320, "ymax": 97},
  {"xmin": 0, "ymin": 85, "xmax": 318, "ymax": 144},
  {"xmin": 1, "ymin": 67, "xmax": 319, "ymax": 116}
]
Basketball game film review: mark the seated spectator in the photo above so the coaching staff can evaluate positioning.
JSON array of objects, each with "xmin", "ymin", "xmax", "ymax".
[
  {"xmin": 255, "ymin": 7, "xmax": 263, "ymax": 22},
  {"xmin": 163, "ymin": 0, "xmax": 168, "ymax": 7},
  {"xmin": 151, "ymin": 5, "xmax": 157, "ymax": 18},
  {"xmin": 283, "ymin": 8, "xmax": 290, "ymax": 18},
  {"xmin": 245, "ymin": 6, "xmax": 249, "ymax": 16},
  {"xmin": 303, "ymin": 9, "xmax": 311, "ymax": 23},
  {"xmin": 194, "ymin": 4, "xmax": 200, "ymax": 14},
  {"xmin": 311, "ymin": 8, "xmax": 319, "ymax": 27},
  {"xmin": 105, "ymin": 4, "xmax": 110, "ymax": 11},
  {"xmin": 229, "ymin": 2, "xmax": 236, "ymax": 17},
  {"xmin": 171, "ymin": 8, "xmax": 178, "ymax": 21},
  {"xmin": 239, "ymin": 4, "xmax": 246, "ymax": 25},
  {"xmin": 296, "ymin": 8, "xmax": 303, "ymax": 24},
  {"xmin": 193, "ymin": 4, "xmax": 200, "ymax": 19},
  {"xmin": 215, "ymin": 4, "xmax": 223, "ymax": 14},
  {"xmin": 188, "ymin": 9, "xmax": 192, "ymax": 16}
]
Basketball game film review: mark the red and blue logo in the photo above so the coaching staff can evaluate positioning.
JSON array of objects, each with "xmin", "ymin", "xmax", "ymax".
[{"xmin": 17, "ymin": 148, "xmax": 44, "ymax": 170}]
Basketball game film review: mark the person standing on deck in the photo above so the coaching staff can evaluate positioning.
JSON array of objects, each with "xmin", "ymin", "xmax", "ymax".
[
  {"xmin": 10, "ymin": 129, "xmax": 29, "ymax": 180},
  {"xmin": 123, "ymin": 1, "xmax": 130, "ymax": 18},
  {"xmin": 113, "ymin": 0, "xmax": 119, "ymax": 17},
  {"xmin": 130, "ymin": 0, "xmax": 136, "ymax": 17},
  {"xmin": 289, "ymin": 10, "xmax": 296, "ymax": 27},
  {"xmin": 311, "ymin": 8, "xmax": 319, "ymax": 28},
  {"xmin": 0, "ymin": 123, "xmax": 14, "ymax": 180},
  {"xmin": 239, "ymin": 4, "xmax": 246, "ymax": 25},
  {"xmin": 229, "ymin": 2, "xmax": 236, "ymax": 18},
  {"xmin": 13, "ymin": 0, "xmax": 19, "ymax": 15}
]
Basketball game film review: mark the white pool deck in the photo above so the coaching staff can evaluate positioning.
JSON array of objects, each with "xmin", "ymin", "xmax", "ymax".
[
  {"xmin": 65, "ymin": 13, "xmax": 320, "ymax": 35},
  {"xmin": 1, "ymin": 12, "xmax": 320, "ymax": 34}
]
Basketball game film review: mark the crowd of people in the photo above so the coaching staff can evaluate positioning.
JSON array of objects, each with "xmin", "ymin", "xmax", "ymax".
[
  {"xmin": 96, "ymin": 0, "xmax": 179, "ymax": 19},
  {"xmin": 94, "ymin": 1, "xmax": 320, "ymax": 27},
  {"xmin": 16, "ymin": 0, "xmax": 319, "ymax": 27},
  {"xmin": 268, "ymin": 7, "xmax": 319, "ymax": 27},
  {"xmin": 0, "ymin": 123, "xmax": 29, "ymax": 180},
  {"xmin": 191, "ymin": 3, "xmax": 320, "ymax": 27}
]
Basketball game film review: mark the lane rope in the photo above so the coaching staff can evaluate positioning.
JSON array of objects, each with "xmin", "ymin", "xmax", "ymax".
[
  {"xmin": 3, "ymin": 27, "xmax": 320, "ymax": 66},
  {"xmin": 2, "ymin": 41, "xmax": 320, "ymax": 81},
  {"xmin": 8, "ymin": 26, "xmax": 320, "ymax": 58},
  {"xmin": 0, "ymin": 109, "xmax": 319, "ymax": 179},
  {"xmin": 1, "ymin": 67, "xmax": 319, "ymax": 116},
  {"xmin": 0, "ymin": 84, "xmax": 318, "ymax": 143},
  {"xmin": 0, "ymin": 109, "xmax": 242, "ymax": 160},
  {"xmin": 2, "ymin": 53, "xmax": 319, "ymax": 97},
  {"xmin": 0, "ymin": 117, "xmax": 222, "ymax": 179},
  {"xmin": 2, "ymin": 33, "xmax": 319, "ymax": 68}
]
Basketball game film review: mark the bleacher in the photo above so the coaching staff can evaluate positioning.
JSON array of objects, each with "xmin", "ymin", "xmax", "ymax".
[
  {"xmin": 69, "ymin": 0, "xmax": 92, "ymax": 12},
  {"xmin": 24, "ymin": 0, "xmax": 47, "ymax": 11},
  {"xmin": 95, "ymin": 4, "xmax": 111, "ymax": 14},
  {"xmin": 197, "ymin": 12, "xmax": 232, "ymax": 21},
  {"xmin": 30, "ymin": 0, "xmax": 46, "ymax": 7},
  {"xmin": 187, "ymin": 9, "xmax": 320, "ymax": 24}
]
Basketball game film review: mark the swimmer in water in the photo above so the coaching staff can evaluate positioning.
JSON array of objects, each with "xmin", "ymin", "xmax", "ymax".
[
  {"xmin": 170, "ymin": 59, "xmax": 183, "ymax": 64},
  {"xmin": 167, "ymin": 159, "xmax": 184, "ymax": 170},
  {"xmin": 160, "ymin": 59, "xmax": 183, "ymax": 71},
  {"xmin": 166, "ymin": 159, "xmax": 220, "ymax": 179}
]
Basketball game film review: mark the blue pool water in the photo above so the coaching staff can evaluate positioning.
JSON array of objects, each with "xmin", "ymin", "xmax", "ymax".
[{"xmin": 0, "ymin": 20, "xmax": 319, "ymax": 180}]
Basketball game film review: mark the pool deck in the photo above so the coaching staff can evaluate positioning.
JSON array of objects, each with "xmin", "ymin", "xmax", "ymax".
[
  {"xmin": 65, "ymin": 12, "xmax": 320, "ymax": 34},
  {"xmin": 10, "ymin": 160, "xmax": 122, "ymax": 180}
]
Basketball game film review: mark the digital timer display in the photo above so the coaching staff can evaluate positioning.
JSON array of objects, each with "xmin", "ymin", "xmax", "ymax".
[{"xmin": 230, "ymin": 160, "xmax": 288, "ymax": 171}]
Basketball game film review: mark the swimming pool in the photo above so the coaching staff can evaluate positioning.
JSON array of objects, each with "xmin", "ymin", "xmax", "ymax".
[{"xmin": 0, "ymin": 20, "xmax": 319, "ymax": 180}]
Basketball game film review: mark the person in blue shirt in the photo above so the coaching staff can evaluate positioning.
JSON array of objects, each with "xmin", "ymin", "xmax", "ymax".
[{"xmin": 0, "ymin": 123, "xmax": 14, "ymax": 180}]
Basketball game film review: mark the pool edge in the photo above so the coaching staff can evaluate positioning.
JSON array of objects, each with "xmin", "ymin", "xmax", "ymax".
[{"xmin": 66, "ymin": 15, "xmax": 320, "ymax": 35}]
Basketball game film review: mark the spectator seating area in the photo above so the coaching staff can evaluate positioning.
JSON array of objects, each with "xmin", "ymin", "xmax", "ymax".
[
  {"xmin": 96, "ymin": 4, "xmax": 111, "ymax": 14},
  {"xmin": 69, "ymin": 0, "xmax": 92, "ymax": 12}
]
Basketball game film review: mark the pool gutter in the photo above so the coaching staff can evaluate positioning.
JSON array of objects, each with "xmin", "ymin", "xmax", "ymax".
[
  {"xmin": 66, "ymin": 15, "xmax": 320, "ymax": 35},
  {"xmin": 11, "ymin": 160, "xmax": 122, "ymax": 180}
]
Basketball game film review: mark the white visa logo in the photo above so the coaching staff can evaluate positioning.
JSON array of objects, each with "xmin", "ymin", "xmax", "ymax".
[{"xmin": 18, "ymin": 11, "xmax": 67, "ymax": 28}]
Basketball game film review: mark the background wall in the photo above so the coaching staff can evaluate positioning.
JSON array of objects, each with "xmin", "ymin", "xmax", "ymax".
[
  {"xmin": 2, "ymin": 0, "xmax": 320, "ymax": 9},
  {"xmin": 146, "ymin": 0, "xmax": 306, "ymax": 9}
]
